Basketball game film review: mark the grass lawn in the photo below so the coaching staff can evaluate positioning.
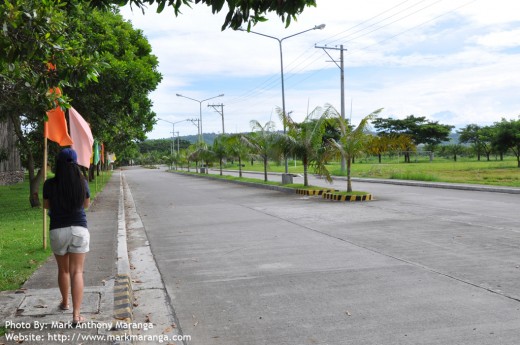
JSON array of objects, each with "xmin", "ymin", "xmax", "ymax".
[
  {"xmin": 222, "ymin": 156, "xmax": 520, "ymax": 187},
  {"xmin": 0, "ymin": 171, "xmax": 112, "ymax": 291}
]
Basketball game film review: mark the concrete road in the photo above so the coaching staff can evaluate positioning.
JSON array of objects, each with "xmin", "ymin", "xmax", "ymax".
[{"xmin": 123, "ymin": 167, "xmax": 520, "ymax": 345}]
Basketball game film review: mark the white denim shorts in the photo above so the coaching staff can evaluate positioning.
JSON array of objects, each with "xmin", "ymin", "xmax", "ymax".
[{"xmin": 50, "ymin": 226, "xmax": 90, "ymax": 255}]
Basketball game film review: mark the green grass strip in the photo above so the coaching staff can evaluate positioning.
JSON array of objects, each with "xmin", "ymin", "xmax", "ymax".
[
  {"xmin": 0, "ymin": 172, "xmax": 112, "ymax": 291},
  {"xmin": 170, "ymin": 170, "xmax": 373, "ymax": 195}
]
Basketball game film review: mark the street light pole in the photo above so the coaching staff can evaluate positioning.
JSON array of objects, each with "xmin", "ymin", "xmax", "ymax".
[
  {"xmin": 158, "ymin": 118, "xmax": 191, "ymax": 155},
  {"xmin": 238, "ymin": 24, "xmax": 325, "ymax": 173},
  {"xmin": 176, "ymin": 93, "xmax": 224, "ymax": 143}
]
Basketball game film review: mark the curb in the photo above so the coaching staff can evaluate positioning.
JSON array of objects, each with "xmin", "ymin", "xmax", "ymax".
[
  {"xmin": 113, "ymin": 274, "xmax": 133, "ymax": 320},
  {"xmin": 322, "ymin": 192, "xmax": 373, "ymax": 202},
  {"xmin": 171, "ymin": 171, "xmax": 296, "ymax": 194},
  {"xmin": 113, "ymin": 170, "xmax": 134, "ymax": 344},
  {"xmin": 216, "ymin": 168, "xmax": 520, "ymax": 195},
  {"xmin": 296, "ymin": 188, "xmax": 335, "ymax": 196}
]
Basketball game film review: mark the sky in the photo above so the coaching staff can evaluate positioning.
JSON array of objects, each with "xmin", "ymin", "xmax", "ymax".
[{"xmin": 120, "ymin": 0, "xmax": 520, "ymax": 140}]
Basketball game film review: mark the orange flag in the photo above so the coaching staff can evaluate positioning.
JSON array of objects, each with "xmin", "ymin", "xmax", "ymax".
[{"xmin": 44, "ymin": 88, "xmax": 73, "ymax": 146}]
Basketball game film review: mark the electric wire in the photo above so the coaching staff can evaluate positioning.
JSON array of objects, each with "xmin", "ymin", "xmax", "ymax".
[
  {"xmin": 225, "ymin": 0, "xmax": 477, "ymax": 122},
  {"xmin": 228, "ymin": 0, "xmax": 446, "ymax": 106}
]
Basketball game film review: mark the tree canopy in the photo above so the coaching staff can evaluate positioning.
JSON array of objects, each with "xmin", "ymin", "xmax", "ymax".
[
  {"xmin": 1, "ymin": 1, "xmax": 162, "ymax": 205},
  {"xmin": 373, "ymin": 115, "xmax": 454, "ymax": 147},
  {"xmin": 90, "ymin": 0, "xmax": 317, "ymax": 30}
]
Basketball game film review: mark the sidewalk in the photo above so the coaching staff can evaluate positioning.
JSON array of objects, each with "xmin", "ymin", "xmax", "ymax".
[{"xmin": 0, "ymin": 172, "xmax": 130, "ymax": 345}]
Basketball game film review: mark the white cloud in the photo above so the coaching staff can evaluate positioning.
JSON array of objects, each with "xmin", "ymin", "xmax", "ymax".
[
  {"xmin": 120, "ymin": 0, "xmax": 520, "ymax": 138},
  {"xmin": 475, "ymin": 29, "xmax": 520, "ymax": 49}
]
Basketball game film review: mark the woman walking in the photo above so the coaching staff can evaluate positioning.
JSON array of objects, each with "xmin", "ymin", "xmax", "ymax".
[{"xmin": 43, "ymin": 148, "xmax": 90, "ymax": 326}]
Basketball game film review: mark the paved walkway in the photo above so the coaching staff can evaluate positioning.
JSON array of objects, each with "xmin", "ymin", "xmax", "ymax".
[{"xmin": 1, "ymin": 172, "xmax": 122, "ymax": 344}]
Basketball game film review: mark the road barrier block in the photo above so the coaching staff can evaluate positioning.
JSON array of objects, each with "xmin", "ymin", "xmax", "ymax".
[
  {"xmin": 322, "ymin": 193, "xmax": 372, "ymax": 202},
  {"xmin": 296, "ymin": 189, "xmax": 335, "ymax": 196}
]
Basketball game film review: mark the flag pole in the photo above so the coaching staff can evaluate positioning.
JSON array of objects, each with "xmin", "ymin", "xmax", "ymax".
[
  {"xmin": 42, "ymin": 125, "xmax": 48, "ymax": 250},
  {"xmin": 95, "ymin": 164, "xmax": 98, "ymax": 194}
]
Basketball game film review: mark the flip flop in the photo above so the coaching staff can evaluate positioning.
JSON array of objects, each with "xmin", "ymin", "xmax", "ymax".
[
  {"xmin": 72, "ymin": 315, "xmax": 86, "ymax": 328},
  {"xmin": 59, "ymin": 302, "xmax": 69, "ymax": 310}
]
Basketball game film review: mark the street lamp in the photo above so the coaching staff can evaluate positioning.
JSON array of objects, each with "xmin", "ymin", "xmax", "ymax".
[
  {"xmin": 238, "ymin": 24, "xmax": 326, "ymax": 173},
  {"xmin": 157, "ymin": 118, "xmax": 191, "ymax": 155},
  {"xmin": 176, "ymin": 93, "xmax": 224, "ymax": 143}
]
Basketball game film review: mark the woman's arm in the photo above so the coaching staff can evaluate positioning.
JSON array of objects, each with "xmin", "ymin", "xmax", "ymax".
[
  {"xmin": 43, "ymin": 199, "xmax": 50, "ymax": 209},
  {"xmin": 84, "ymin": 198, "xmax": 90, "ymax": 209}
]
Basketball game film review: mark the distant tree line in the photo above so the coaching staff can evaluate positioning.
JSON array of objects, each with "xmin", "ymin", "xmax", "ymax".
[{"xmin": 141, "ymin": 108, "xmax": 520, "ymax": 192}]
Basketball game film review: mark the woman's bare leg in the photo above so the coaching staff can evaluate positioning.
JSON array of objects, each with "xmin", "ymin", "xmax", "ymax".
[
  {"xmin": 69, "ymin": 252, "xmax": 87, "ymax": 320},
  {"xmin": 54, "ymin": 254, "xmax": 70, "ymax": 308}
]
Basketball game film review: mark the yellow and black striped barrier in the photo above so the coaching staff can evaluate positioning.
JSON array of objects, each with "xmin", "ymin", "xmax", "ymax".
[
  {"xmin": 114, "ymin": 273, "xmax": 133, "ymax": 321},
  {"xmin": 322, "ymin": 193, "xmax": 373, "ymax": 202},
  {"xmin": 296, "ymin": 189, "xmax": 335, "ymax": 196}
]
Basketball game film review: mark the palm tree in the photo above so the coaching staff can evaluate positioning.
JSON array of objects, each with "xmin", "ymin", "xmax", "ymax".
[
  {"xmin": 242, "ymin": 120, "xmax": 280, "ymax": 182},
  {"xmin": 186, "ymin": 143, "xmax": 208, "ymax": 173},
  {"xmin": 328, "ymin": 108, "xmax": 383, "ymax": 192},
  {"xmin": 212, "ymin": 134, "xmax": 228, "ymax": 175},
  {"xmin": 277, "ymin": 105, "xmax": 333, "ymax": 186},
  {"xmin": 225, "ymin": 133, "xmax": 251, "ymax": 178},
  {"xmin": 174, "ymin": 149, "xmax": 187, "ymax": 170}
]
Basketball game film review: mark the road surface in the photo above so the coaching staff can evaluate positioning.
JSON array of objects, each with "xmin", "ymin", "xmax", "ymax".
[{"xmin": 123, "ymin": 166, "xmax": 520, "ymax": 345}]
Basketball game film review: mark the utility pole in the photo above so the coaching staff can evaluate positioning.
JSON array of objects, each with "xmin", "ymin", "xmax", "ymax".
[
  {"xmin": 208, "ymin": 103, "xmax": 225, "ymax": 134},
  {"xmin": 315, "ymin": 44, "xmax": 347, "ymax": 172},
  {"xmin": 188, "ymin": 118, "xmax": 200, "ymax": 136}
]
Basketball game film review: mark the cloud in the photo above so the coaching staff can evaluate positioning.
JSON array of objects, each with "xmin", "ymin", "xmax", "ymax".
[
  {"xmin": 119, "ymin": 0, "xmax": 520, "ymax": 138},
  {"xmin": 475, "ymin": 29, "xmax": 520, "ymax": 49}
]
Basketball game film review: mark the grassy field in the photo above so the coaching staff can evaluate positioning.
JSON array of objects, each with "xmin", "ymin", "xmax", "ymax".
[
  {"xmin": 0, "ymin": 172, "xmax": 112, "ymax": 291},
  {"xmin": 222, "ymin": 156, "xmax": 520, "ymax": 187}
]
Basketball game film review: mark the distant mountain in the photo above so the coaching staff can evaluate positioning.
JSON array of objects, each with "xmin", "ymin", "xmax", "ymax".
[
  {"xmin": 180, "ymin": 133, "xmax": 219, "ymax": 145},
  {"xmin": 446, "ymin": 132, "xmax": 460, "ymax": 144}
]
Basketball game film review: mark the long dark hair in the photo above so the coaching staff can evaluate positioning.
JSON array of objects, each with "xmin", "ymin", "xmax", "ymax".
[{"xmin": 54, "ymin": 155, "xmax": 87, "ymax": 212}]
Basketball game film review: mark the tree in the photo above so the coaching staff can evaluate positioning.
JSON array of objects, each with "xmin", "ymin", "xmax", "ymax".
[
  {"xmin": 367, "ymin": 133, "xmax": 414, "ymax": 163},
  {"xmin": 225, "ymin": 134, "xmax": 250, "ymax": 178},
  {"xmin": 278, "ymin": 105, "xmax": 333, "ymax": 186},
  {"xmin": 66, "ymin": 8, "xmax": 162, "ymax": 156},
  {"xmin": 243, "ymin": 120, "xmax": 280, "ymax": 182},
  {"xmin": 212, "ymin": 135, "xmax": 228, "ymax": 175},
  {"xmin": 458, "ymin": 125, "xmax": 496, "ymax": 161},
  {"xmin": 457, "ymin": 124, "xmax": 493, "ymax": 161},
  {"xmin": 373, "ymin": 115, "xmax": 453, "ymax": 163},
  {"xmin": 328, "ymin": 108, "xmax": 383, "ymax": 192},
  {"xmin": 2, "ymin": 3, "xmax": 160, "ymax": 206},
  {"xmin": 187, "ymin": 142, "xmax": 211, "ymax": 173},
  {"xmin": 440, "ymin": 144, "xmax": 466, "ymax": 162},
  {"xmin": 1, "ymin": 1, "xmax": 102, "ymax": 114},
  {"xmin": 494, "ymin": 118, "xmax": 520, "ymax": 167},
  {"xmin": 138, "ymin": 138, "xmax": 191, "ymax": 155},
  {"xmin": 1, "ymin": 0, "xmax": 105, "ymax": 206},
  {"xmin": 91, "ymin": 0, "xmax": 317, "ymax": 31}
]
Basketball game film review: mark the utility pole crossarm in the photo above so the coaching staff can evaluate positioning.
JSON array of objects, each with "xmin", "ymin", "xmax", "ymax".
[
  {"xmin": 208, "ymin": 103, "xmax": 225, "ymax": 134},
  {"xmin": 315, "ymin": 45, "xmax": 347, "ymax": 70}
]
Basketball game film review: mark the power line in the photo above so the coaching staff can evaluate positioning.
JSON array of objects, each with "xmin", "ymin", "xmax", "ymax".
[
  {"xmin": 329, "ymin": 0, "xmax": 446, "ymax": 46},
  {"xmin": 325, "ymin": 0, "xmax": 439, "ymax": 46},
  {"xmin": 226, "ymin": 0, "xmax": 477, "ymax": 117},
  {"xmin": 317, "ymin": 0, "xmax": 414, "ymax": 45}
]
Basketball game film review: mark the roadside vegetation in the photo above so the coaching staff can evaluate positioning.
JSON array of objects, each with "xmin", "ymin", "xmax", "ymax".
[
  {"xmin": 172, "ymin": 170, "xmax": 371, "ymax": 195},
  {"xmin": 136, "ymin": 108, "xmax": 520, "ymax": 189},
  {"xmin": 217, "ymin": 157, "xmax": 520, "ymax": 187},
  {"xmin": 0, "ymin": 172, "xmax": 112, "ymax": 292}
]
